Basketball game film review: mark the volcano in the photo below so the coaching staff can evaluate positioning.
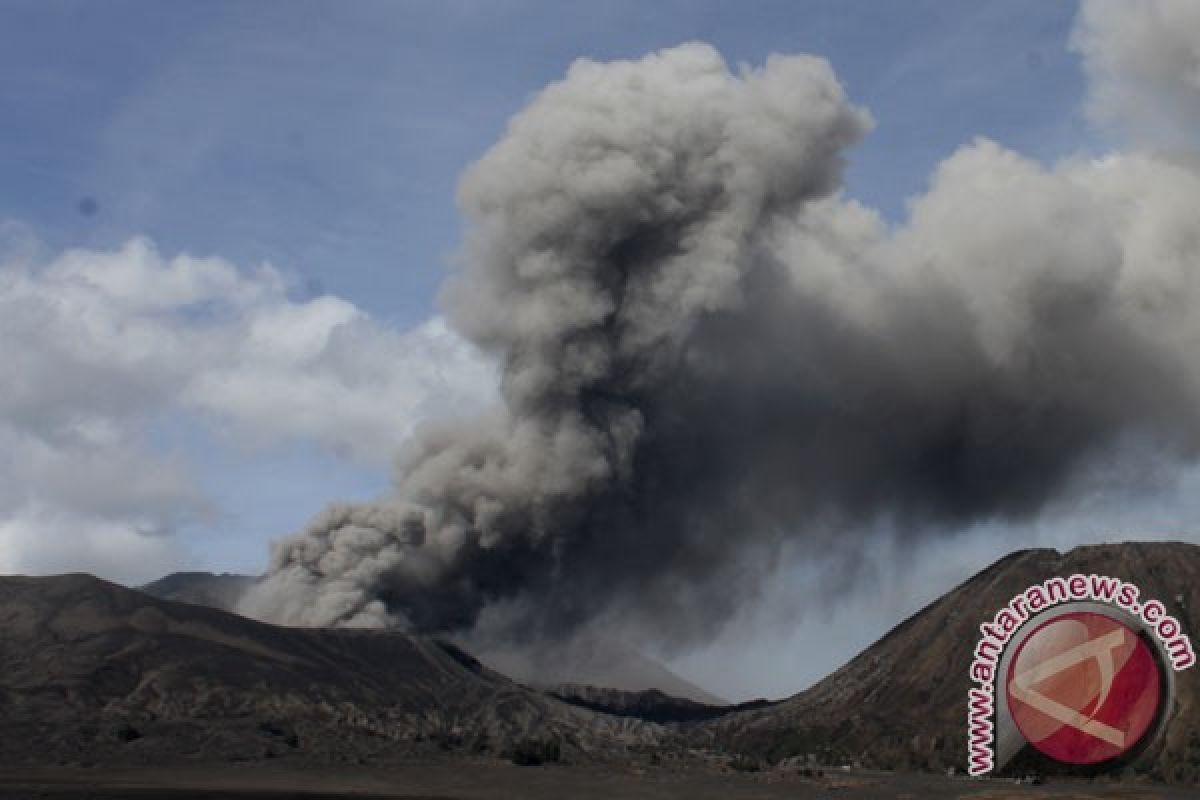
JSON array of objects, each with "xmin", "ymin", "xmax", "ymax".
[
  {"xmin": 0, "ymin": 573, "xmax": 654, "ymax": 767},
  {"xmin": 697, "ymin": 541, "xmax": 1200, "ymax": 783}
]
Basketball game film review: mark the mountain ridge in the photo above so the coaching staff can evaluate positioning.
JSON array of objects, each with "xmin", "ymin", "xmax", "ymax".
[
  {"xmin": 0, "ymin": 572, "xmax": 657, "ymax": 767},
  {"xmin": 697, "ymin": 541, "xmax": 1200, "ymax": 782},
  {"xmin": 138, "ymin": 570, "xmax": 726, "ymax": 705}
]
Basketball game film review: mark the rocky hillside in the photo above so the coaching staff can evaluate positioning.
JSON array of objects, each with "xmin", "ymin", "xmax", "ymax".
[
  {"xmin": 697, "ymin": 542, "xmax": 1200, "ymax": 782},
  {"xmin": 139, "ymin": 571, "xmax": 258, "ymax": 612},
  {"xmin": 9, "ymin": 543, "xmax": 1198, "ymax": 780},
  {"xmin": 0, "ymin": 574, "xmax": 656, "ymax": 767},
  {"xmin": 138, "ymin": 572, "xmax": 726, "ymax": 705},
  {"xmin": 551, "ymin": 684, "xmax": 771, "ymax": 724}
]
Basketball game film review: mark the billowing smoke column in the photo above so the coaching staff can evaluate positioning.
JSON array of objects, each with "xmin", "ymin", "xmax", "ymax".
[{"xmin": 242, "ymin": 38, "xmax": 1200, "ymax": 647}]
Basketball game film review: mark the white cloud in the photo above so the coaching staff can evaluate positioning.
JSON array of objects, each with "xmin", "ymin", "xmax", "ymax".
[
  {"xmin": 0, "ymin": 234, "xmax": 495, "ymax": 581},
  {"xmin": 0, "ymin": 507, "xmax": 189, "ymax": 587},
  {"xmin": 1072, "ymin": 0, "xmax": 1200, "ymax": 147},
  {"xmin": 188, "ymin": 310, "xmax": 493, "ymax": 461}
]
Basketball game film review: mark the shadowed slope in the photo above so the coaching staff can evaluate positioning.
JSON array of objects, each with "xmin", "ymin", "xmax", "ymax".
[
  {"xmin": 700, "ymin": 542, "xmax": 1200, "ymax": 783},
  {"xmin": 0, "ymin": 574, "xmax": 655, "ymax": 766}
]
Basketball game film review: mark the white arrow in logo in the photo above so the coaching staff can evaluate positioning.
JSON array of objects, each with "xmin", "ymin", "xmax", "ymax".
[{"xmin": 1008, "ymin": 627, "xmax": 1127, "ymax": 748}]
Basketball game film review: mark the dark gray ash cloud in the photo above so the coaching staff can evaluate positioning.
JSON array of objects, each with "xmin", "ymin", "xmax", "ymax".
[{"xmin": 241, "ymin": 38, "xmax": 1200, "ymax": 650}]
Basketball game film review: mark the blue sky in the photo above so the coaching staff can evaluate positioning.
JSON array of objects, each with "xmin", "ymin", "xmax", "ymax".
[
  {"xmin": 6, "ymin": 1, "xmax": 1183, "ymax": 697},
  {"xmin": 4, "ymin": 1, "xmax": 1092, "ymax": 323}
]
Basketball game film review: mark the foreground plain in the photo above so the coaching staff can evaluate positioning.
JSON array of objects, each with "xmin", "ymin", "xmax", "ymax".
[{"xmin": 0, "ymin": 762, "xmax": 1195, "ymax": 800}]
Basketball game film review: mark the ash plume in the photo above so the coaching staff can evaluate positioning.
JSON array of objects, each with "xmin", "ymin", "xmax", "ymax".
[{"xmin": 241, "ymin": 40, "xmax": 1200, "ymax": 648}]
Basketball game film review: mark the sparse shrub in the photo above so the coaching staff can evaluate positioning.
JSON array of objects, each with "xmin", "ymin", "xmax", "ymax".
[
  {"xmin": 508, "ymin": 737, "xmax": 561, "ymax": 766},
  {"xmin": 728, "ymin": 755, "xmax": 761, "ymax": 772},
  {"xmin": 432, "ymin": 731, "xmax": 464, "ymax": 751},
  {"xmin": 257, "ymin": 720, "xmax": 299, "ymax": 748},
  {"xmin": 113, "ymin": 723, "xmax": 141, "ymax": 743}
]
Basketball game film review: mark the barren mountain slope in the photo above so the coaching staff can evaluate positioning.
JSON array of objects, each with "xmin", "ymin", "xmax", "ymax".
[
  {"xmin": 139, "ymin": 572, "xmax": 258, "ymax": 613},
  {"xmin": 0, "ymin": 574, "xmax": 656, "ymax": 767},
  {"xmin": 138, "ymin": 572, "xmax": 726, "ymax": 705},
  {"xmin": 699, "ymin": 542, "xmax": 1200, "ymax": 782}
]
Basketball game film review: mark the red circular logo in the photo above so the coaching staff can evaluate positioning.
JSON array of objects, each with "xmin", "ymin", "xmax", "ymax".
[{"xmin": 1006, "ymin": 611, "xmax": 1162, "ymax": 765}]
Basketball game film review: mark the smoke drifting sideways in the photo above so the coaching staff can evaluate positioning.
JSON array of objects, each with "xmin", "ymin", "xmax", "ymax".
[{"xmin": 240, "ymin": 41, "xmax": 1200, "ymax": 653}]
